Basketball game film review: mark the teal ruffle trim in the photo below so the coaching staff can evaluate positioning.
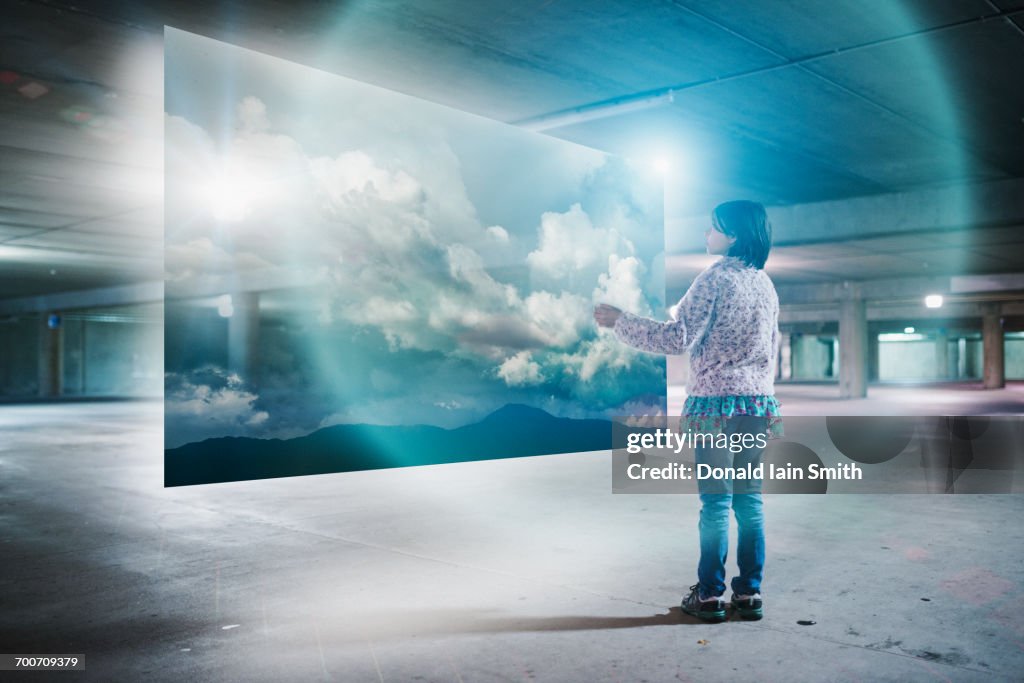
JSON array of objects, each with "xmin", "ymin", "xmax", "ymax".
[{"xmin": 681, "ymin": 395, "xmax": 784, "ymax": 438}]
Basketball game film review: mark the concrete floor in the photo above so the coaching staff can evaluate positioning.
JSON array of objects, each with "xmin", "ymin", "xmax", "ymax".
[{"xmin": 2, "ymin": 396, "xmax": 1024, "ymax": 682}]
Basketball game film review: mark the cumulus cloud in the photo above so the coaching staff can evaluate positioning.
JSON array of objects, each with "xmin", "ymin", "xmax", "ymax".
[
  {"xmin": 166, "ymin": 87, "xmax": 664, "ymax": 432},
  {"xmin": 354, "ymin": 297, "xmax": 418, "ymax": 325},
  {"xmin": 593, "ymin": 254, "xmax": 652, "ymax": 316},
  {"xmin": 446, "ymin": 243, "xmax": 520, "ymax": 306},
  {"xmin": 527, "ymin": 203, "xmax": 636, "ymax": 285},
  {"xmin": 310, "ymin": 151, "xmax": 425, "ymax": 217},
  {"xmin": 523, "ymin": 290, "xmax": 590, "ymax": 348},
  {"xmin": 164, "ymin": 367, "xmax": 270, "ymax": 447},
  {"xmin": 486, "ymin": 225, "xmax": 510, "ymax": 243},
  {"xmin": 553, "ymin": 333, "xmax": 635, "ymax": 383},
  {"xmin": 169, "ymin": 99, "xmax": 530, "ymax": 359},
  {"xmin": 497, "ymin": 351, "xmax": 545, "ymax": 386}
]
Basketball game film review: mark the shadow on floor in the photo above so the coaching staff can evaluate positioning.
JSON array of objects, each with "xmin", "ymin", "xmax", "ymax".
[{"xmin": 335, "ymin": 605, "xmax": 755, "ymax": 640}]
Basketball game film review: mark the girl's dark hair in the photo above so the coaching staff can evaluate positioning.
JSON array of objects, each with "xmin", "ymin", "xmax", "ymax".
[{"xmin": 712, "ymin": 200, "xmax": 772, "ymax": 269}]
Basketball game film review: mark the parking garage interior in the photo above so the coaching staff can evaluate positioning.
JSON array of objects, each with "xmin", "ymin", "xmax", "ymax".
[{"xmin": 2, "ymin": 2, "xmax": 1024, "ymax": 681}]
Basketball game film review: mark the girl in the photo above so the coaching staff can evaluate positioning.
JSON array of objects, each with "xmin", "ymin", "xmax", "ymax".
[{"xmin": 594, "ymin": 199, "xmax": 780, "ymax": 623}]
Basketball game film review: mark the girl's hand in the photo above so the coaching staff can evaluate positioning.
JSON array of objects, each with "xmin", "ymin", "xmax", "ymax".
[{"xmin": 594, "ymin": 303, "xmax": 623, "ymax": 328}]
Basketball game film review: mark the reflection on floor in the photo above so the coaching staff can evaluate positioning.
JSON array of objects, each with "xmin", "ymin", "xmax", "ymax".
[{"xmin": 1, "ymin": 402, "xmax": 1022, "ymax": 681}]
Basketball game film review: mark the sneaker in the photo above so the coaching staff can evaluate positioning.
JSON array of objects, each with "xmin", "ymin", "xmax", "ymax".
[
  {"xmin": 681, "ymin": 583, "xmax": 726, "ymax": 623},
  {"xmin": 730, "ymin": 592, "xmax": 763, "ymax": 620}
]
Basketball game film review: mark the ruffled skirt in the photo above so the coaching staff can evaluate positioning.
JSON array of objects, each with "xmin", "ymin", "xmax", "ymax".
[{"xmin": 681, "ymin": 394, "xmax": 784, "ymax": 438}]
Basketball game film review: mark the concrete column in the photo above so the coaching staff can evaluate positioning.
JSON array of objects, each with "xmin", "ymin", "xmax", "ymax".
[
  {"xmin": 982, "ymin": 306, "xmax": 1005, "ymax": 389},
  {"xmin": 228, "ymin": 292, "xmax": 260, "ymax": 384},
  {"xmin": 959, "ymin": 337, "xmax": 972, "ymax": 378},
  {"xmin": 790, "ymin": 333, "xmax": 803, "ymax": 379},
  {"xmin": 779, "ymin": 334, "xmax": 792, "ymax": 380},
  {"xmin": 934, "ymin": 330, "xmax": 949, "ymax": 381},
  {"xmin": 867, "ymin": 331, "xmax": 880, "ymax": 382},
  {"xmin": 38, "ymin": 311, "xmax": 63, "ymax": 398},
  {"xmin": 839, "ymin": 296, "xmax": 867, "ymax": 398},
  {"xmin": 950, "ymin": 337, "xmax": 961, "ymax": 379}
]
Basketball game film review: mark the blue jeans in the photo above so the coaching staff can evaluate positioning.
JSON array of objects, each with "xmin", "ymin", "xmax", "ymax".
[{"xmin": 695, "ymin": 417, "xmax": 766, "ymax": 599}]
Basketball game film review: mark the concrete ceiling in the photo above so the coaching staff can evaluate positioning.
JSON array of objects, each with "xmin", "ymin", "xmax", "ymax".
[{"xmin": 2, "ymin": 0, "xmax": 1024, "ymax": 302}]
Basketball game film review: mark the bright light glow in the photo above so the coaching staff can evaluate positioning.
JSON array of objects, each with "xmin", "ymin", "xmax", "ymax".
[
  {"xmin": 207, "ymin": 170, "xmax": 254, "ymax": 222},
  {"xmin": 904, "ymin": 326, "xmax": 915, "ymax": 334},
  {"xmin": 880, "ymin": 333, "xmax": 925, "ymax": 342},
  {"xmin": 925, "ymin": 294, "xmax": 943, "ymax": 308},
  {"xmin": 653, "ymin": 156, "xmax": 671, "ymax": 174},
  {"xmin": 217, "ymin": 294, "xmax": 234, "ymax": 318}
]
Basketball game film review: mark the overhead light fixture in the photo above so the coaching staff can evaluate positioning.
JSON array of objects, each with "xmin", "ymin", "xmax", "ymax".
[
  {"xmin": 925, "ymin": 294, "xmax": 943, "ymax": 308},
  {"xmin": 880, "ymin": 332, "xmax": 925, "ymax": 342},
  {"xmin": 904, "ymin": 326, "xmax": 915, "ymax": 334},
  {"xmin": 514, "ymin": 90, "xmax": 675, "ymax": 132}
]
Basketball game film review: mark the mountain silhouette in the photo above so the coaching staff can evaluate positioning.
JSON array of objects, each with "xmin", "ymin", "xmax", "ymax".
[
  {"xmin": 164, "ymin": 403, "xmax": 620, "ymax": 486},
  {"xmin": 479, "ymin": 403, "xmax": 558, "ymax": 424}
]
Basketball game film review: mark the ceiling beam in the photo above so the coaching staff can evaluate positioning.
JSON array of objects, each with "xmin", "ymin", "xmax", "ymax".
[
  {"xmin": 0, "ymin": 281, "xmax": 163, "ymax": 315},
  {"xmin": 780, "ymin": 300, "xmax": 1024, "ymax": 324},
  {"xmin": 668, "ymin": 178, "xmax": 1024, "ymax": 253}
]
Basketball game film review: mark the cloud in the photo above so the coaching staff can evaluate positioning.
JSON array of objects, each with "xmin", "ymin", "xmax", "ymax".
[
  {"xmin": 164, "ymin": 237, "xmax": 275, "ymax": 281},
  {"xmin": 237, "ymin": 95, "xmax": 270, "ymax": 133},
  {"xmin": 310, "ymin": 151, "xmax": 426, "ymax": 220},
  {"xmin": 527, "ymin": 203, "xmax": 636, "ymax": 285},
  {"xmin": 456, "ymin": 316, "xmax": 548, "ymax": 355},
  {"xmin": 446, "ymin": 243, "xmax": 520, "ymax": 307},
  {"xmin": 316, "ymin": 393, "xmax": 491, "ymax": 430},
  {"xmin": 497, "ymin": 351, "xmax": 545, "ymax": 386},
  {"xmin": 164, "ymin": 367, "xmax": 270, "ymax": 447},
  {"xmin": 617, "ymin": 399, "xmax": 667, "ymax": 421},
  {"xmin": 592, "ymin": 254, "xmax": 652, "ymax": 316},
  {"xmin": 354, "ymin": 297, "xmax": 418, "ymax": 325},
  {"xmin": 486, "ymin": 225, "xmax": 510, "ymax": 243},
  {"xmin": 166, "ymin": 92, "xmax": 665, "ymax": 431},
  {"xmin": 553, "ymin": 332, "xmax": 636, "ymax": 383},
  {"xmin": 523, "ymin": 290, "xmax": 590, "ymax": 348}
]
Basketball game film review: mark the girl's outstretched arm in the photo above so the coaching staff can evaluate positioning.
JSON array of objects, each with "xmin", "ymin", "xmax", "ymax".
[{"xmin": 602, "ymin": 268, "xmax": 718, "ymax": 356}]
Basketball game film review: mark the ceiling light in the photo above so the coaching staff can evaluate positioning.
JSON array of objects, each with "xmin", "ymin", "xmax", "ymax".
[
  {"xmin": 924, "ymin": 294, "xmax": 943, "ymax": 308},
  {"xmin": 904, "ymin": 326, "xmax": 915, "ymax": 334},
  {"xmin": 880, "ymin": 333, "xmax": 925, "ymax": 342}
]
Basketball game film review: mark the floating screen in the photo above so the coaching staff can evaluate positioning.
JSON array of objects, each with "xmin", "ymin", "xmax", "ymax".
[{"xmin": 164, "ymin": 28, "xmax": 665, "ymax": 486}]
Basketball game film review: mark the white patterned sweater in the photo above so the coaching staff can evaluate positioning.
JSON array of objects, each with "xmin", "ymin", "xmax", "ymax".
[{"xmin": 613, "ymin": 256, "xmax": 780, "ymax": 397}]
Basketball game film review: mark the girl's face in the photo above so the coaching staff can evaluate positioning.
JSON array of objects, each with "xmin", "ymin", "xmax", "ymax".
[{"xmin": 705, "ymin": 222, "xmax": 736, "ymax": 256}]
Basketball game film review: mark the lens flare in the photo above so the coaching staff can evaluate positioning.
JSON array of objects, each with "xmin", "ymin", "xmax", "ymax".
[{"xmin": 206, "ymin": 170, "xmax": 254, "ymax": 222}]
